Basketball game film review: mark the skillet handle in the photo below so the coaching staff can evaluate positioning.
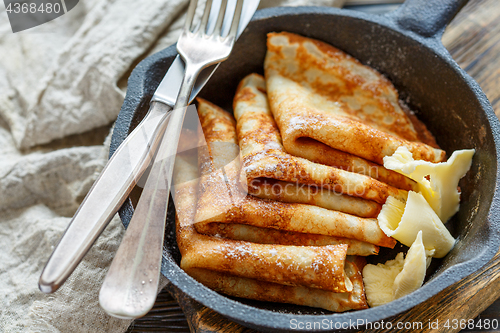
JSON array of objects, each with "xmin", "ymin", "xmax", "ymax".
[{"xmin": 388, "ymin": 0, "xmax": 469, "ymax": 39}]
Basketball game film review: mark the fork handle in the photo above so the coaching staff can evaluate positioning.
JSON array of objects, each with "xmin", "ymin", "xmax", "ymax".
[
  {"xmin": 99, "ymin": 63, "xmax": 203, "ymax": 319},
  {"xmin": 39, "ymin": 101, "xmax": 172, "ymax": 293}
]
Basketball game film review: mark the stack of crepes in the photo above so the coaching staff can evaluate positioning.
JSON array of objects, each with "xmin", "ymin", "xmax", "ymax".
[{"xmin": 172, "ymin": 32, "xmax": 446, "ymax": 312}]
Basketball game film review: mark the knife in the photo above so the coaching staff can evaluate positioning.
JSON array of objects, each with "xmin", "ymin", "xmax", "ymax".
[{"xmin": 39, "ymin": 0, "xmax": 260, "ymax": 294}]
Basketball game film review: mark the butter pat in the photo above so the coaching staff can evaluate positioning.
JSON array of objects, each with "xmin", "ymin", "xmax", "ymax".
[
  {"xmin": 393, "ymin": 231, "xmax": 429, "ymax": 299},
  {"xmin": 378, "ymin": 191, "xmax": 455, "ymax": 258},
  {"xmin": 362, "ymin": 253, "xmax": 404, "ymax": 307},
  {"xmin": 363, "ymin": 231, "xmax": 429, "ymax": 307},
  {"xmin": 383, "ymin": 146, "xmax": 474, "ymax": 222}
]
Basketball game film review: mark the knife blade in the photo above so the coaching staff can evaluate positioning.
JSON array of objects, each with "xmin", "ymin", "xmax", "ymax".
[{"xmin": 39, "ymin": 0, "xmax": 260, "ymax": 294}]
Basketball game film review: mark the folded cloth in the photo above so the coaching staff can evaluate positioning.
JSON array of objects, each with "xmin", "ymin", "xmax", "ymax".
[
  {"xmin": 0, "ymin": 140, "xmax": 135, "ymax": 333},
  {"xmin": 264, "ymin": 32, "xmax": 446, "ymax": 166}
]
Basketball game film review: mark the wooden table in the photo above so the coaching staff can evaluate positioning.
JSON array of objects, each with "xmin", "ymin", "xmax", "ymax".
[{"xmin": 128, "ymin": 0, "xmax": 500, "ymax": 331}]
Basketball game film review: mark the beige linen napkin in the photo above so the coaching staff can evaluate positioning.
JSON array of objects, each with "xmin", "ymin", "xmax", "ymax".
[{"xmin": 0, "ymin": 0, "xmax": 344, "ymax": 332}]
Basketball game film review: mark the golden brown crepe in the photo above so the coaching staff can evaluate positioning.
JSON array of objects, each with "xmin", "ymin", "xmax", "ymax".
[
  {"xmin": 234, "ymin": 74, "xmax": 408, "ymax": 208},
  {"xmin": 236, "ymin": 73, "xmax": 418, "ymax": 193},
  {"xmin": 173, "ymin": 147, "xmax": 368, "ymax": 311},
  {"xmin": 185, "ymin": 259, "xmax": 368, "ymax": 313},
  {"xmin": 184, "ymin": 99, "xmax": 383, "ymax": 255},
  {"xmin": 194, "ymin": 98, "xmax": 395, "ymax": 248},
  {"xmin": 183, "ymin": 239, "xmax": 352, "ymax": 293},
  {"xmin": 197, "ymin": 223, "xmax": 378, "ymax": 256},
  {"xmin": 195, "ymin": 191, "xmax": 395, "ymax": 247},
  {"xmin": 264, "ymin": 32, "xmax": 445, "ymax": 166}
]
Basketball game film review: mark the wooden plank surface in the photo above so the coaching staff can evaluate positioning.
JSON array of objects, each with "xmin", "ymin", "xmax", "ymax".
[{"xmin": 128, "ymin": 0, "xmax": 500, "ymax": 331}]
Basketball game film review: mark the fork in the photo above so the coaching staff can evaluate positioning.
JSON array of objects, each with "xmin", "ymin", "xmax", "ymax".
[{"xmin": 99, "ymin": 0, "xmax": 244, "ymax": 319}]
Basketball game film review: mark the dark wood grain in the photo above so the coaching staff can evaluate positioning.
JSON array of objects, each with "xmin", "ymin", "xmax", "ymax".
[
  {"xmin": 442, "ymin": 0, "xmax": 500, "ymax": 119},
  {"xmin": 126, "ymin": 289, "xmax": 189, "ymax": 332},
  {"xmin": 128, "ymin": 0, "xmax": 500, "ymax": 331}
]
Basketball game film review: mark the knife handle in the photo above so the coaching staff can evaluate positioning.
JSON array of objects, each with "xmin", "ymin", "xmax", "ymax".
[
  {"xmin": 99, "ymin": 58, "xmax": 203, "ymax": 318},
  {"xmin": 39, "ymin": 101, "xmax": 172, "ymax": 293}
]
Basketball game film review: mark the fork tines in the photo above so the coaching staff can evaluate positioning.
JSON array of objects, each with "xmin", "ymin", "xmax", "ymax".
[{"xmin": 185, "ymin": 0, "xmax": 244, "ymax": 38}]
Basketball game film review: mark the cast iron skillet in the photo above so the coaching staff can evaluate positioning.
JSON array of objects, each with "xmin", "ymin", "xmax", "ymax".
[{"xmin": 110, "ymin": 0, "xmax": 500, "ymax": 331}]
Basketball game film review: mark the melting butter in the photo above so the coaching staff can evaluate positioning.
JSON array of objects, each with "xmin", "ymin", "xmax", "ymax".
[
  {"xmin": 362, "ymin": 252, "xmax": 404, "ymax": 307},
  {"xmin": 363, "ymin": 231, "xmax": 431, "ymax": 307},
  {"xmin": 393, "ymin": 231, "xmax": 430, "ymax": 299},
  {"xmin": 383, "ymin": 146, "xmax": 474, "ymax": 222},
  {"xmin": 378, "ymin": 191, "xmax": 455, "ymax": 258}
]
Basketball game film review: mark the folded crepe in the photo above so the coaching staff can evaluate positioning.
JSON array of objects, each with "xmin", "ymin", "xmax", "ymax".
[
  {"xmin": 198, "ymin": 223, "xmax": 378, "ymax": 256},
  {"xmin": 234, "ymin": 73, "xmax": 408, "ymax": 207},
  {"xmin": 186, "ymin": 259, "xmax": 368, "ymax": 313},
  {"xmin": 174, "ymin": 140, "xmax": 353, "ymax": 292},
  {"xmin": 264, "ymin": 32, "xmax": 446, "ymax": 166},
  {"xmin": 194, "ymin": 98, "xmax": 394, "ymax": 249},
  {"xmin": 183, "ymin": 239, "xmax": 353, "ymax": 293},
  {"xmin": 173, "ymin": 143, "xmax": 368, "ymax": 310}
]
